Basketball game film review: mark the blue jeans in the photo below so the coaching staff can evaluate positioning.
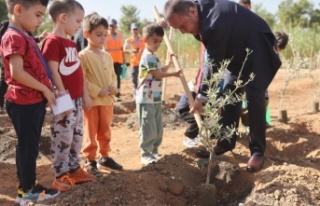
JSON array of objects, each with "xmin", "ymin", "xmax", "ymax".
[{"xmin": 6, "ymin": 100, "xmax": 46, "ymax": 191}]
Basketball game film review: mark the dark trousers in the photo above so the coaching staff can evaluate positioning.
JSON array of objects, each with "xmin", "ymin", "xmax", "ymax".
[
  {"xmin": 131, "ymin": 66, "xmax": 139, "ymax": 94},
  {"xmin": 114, "ymin": 62, "xmax": 122, "ymax": 96},
  {"xmin": 6, "ymin": 101, "xmax": 46, "ymax": 191},
  {"xmin": 0, "ymin": 69, "xmax": 7, "ymax": 108},
  {"xmin": 246, "ymin": 86, "xmax": 266, "ymax": 156},
  {"xmin": 218, "ymin": 85, "xmax": 266, "ymax": 156},
  {"xmin": 178, "ymin": 109, "xmax": 199, "ymax": 139}
]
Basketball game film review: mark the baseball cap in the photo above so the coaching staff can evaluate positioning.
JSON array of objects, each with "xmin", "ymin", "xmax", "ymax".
[
  {"xmin": 110, "ymin": 19, "xmax": 117, "ymax": 26},
  {"xmin": 131, "ymin": 23, "xmax": 138, "ymax": 30}
]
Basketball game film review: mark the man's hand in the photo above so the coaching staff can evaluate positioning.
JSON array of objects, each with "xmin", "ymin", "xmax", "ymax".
[
  {"xmin": 157, "ymin": 18, "xmax": 169, "ymax": 29},
  {"xmin": 190, "ymin": 99, "xmax": 204, "ymax": 113}
]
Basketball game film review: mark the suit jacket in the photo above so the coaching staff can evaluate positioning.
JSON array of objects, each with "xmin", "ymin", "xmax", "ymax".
[{"xmin": 196, "ymin": 0, "xmax": 281, "ymax": 96}]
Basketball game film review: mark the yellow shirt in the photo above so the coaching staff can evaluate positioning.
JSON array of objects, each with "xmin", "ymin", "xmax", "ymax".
[{"xmin": 79, "ymin": 48, "xmax": 117, "ymax": 106}]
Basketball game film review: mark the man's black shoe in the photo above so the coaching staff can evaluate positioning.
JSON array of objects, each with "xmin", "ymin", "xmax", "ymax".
[
  {"xmin": 195, "ymin": 146, "xmax": 228, "ymax": 158},
  {"xmin": 195, "ymin": 149, "xmax": 210, "ymax": 158}
]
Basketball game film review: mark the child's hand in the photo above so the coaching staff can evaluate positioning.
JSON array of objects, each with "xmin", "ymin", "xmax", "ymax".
[
  {"xmin": 63, "ymin": 109, "xmax": 72, "ymax": 116},
  {"xmin": 43, "ymin": 87, "xmax": 56, "ymax": 106},
  {"xmin": 165, "ymin": 53, "xmax": 176, "ymax": 65},
  {"xmin": 99, "ymin": 88, "xmax": 109, "ymax": 97},
  {"xmin": 107, "ymin": 85, "xmax": 117, "ymax": 96},
  {"xmin": 82, "ymin": 93, "xmax": 92, "ymax": 110},
  {"xmin": 174, "ymin": 69, "xmax": 182, "ymax": 77}
]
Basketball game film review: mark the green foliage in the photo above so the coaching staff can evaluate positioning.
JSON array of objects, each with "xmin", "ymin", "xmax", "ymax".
[
  {"xmin": 200, "ymin": 50, "xmax": 253, "ymax": 184},
  {"xmin": 119, "ymin": 5, "xmax": 140, "ymax": 35},
  {"xmin": 37, "ymin": 14, "xmax": 52, "ymax": 36},
  {"xmin": 278, "ymin": 0, "xmax": 314, "ymax": 28},
  {"xmin": 0, "ymin": 0, "xmax": 7, "ymax": 21},
  {"xmin": 156, "ymin": 31, "xmax": 201, "ymax": 69},
  {"xmin": 252, "ymin": 3, "xmax": 276, "ymax": 28}
]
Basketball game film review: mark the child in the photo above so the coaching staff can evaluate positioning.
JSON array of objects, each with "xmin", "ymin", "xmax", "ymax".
[
  {"xmin": 136, "ymin": 23, "xmax": 181, "ymax": 165},
  {"xmin": 274, "ymin": 31, "xmax": 289, "ymax": 54},
  {"xmin": 41, "ymin": 0, "xmax": 94, "ymax": 192},
  {"xmin": 0, "ymin": 0, "xmax": 59, "ymax": 205},
  {"xmin": 80, "ymin": 13, "xmax": 123, "ymax": 174}
]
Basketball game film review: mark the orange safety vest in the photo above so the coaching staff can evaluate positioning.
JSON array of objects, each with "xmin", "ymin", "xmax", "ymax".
[
  {"xmin": 126, "ymin": 36, "xmax": 145, "ymax": 67},
  {"xmin": 105, "ymin": 32, "xmax": 124, "ymax": 64}
]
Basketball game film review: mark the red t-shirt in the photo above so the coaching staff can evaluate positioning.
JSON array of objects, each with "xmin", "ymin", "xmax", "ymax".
[
  {"xmin": 0, "ymin": 28, "xmax": 51, "ymax": 105},
  {"xmin": 41, "ymin": 34, "xmax": 83, "ymax": 99}
]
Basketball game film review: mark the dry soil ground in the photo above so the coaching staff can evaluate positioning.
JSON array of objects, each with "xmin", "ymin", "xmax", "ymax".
[{"xmin": 0, "ymin": 68, "xmax": 319, "ymax": 206}]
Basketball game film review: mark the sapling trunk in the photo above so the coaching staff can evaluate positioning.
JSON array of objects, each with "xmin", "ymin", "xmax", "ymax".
[
  {"xmin": 313, "ymin": 101, "xmax": 319, "ymax": 113},
  {"xmin": 205, "ymin": 152, "xmax": 215, "ymax": 184}
]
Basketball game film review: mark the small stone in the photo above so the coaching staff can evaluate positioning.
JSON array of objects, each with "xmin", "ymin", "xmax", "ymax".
[
  {"xmin": 168, "ymin": 180, "xmax": 184, "ymax": 196},
  {"xmin": 90, "ymin": 197, "xmax": 98, "ymax": 204}
]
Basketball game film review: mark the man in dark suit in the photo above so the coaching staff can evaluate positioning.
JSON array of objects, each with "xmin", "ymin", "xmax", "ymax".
[{"xmin": 164, "ymin": 0, "xmax": 281, "ymax": 172}]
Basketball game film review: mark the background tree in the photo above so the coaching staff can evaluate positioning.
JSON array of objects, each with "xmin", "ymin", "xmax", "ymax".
[
  {"xmin": 309, "ymin": 6, "xmax": 320, "ymax": 29},
  {"xmin": 0, "ymin": 0, "xmax": 7, "ymax": 21},
  {"xmin": 37, "ymin": 14, "xmax": 52, "ymax": 36},
  {"xmin": 252, "ymin": 3, "xmax": 276, "ymax": 28},
  {"xmin": 278, "ymin": 0, "xmax": 314, "ymax": 28},
  {"xmin": 119, "ymin": 5, "xmax": 140, "ymax": 35}
]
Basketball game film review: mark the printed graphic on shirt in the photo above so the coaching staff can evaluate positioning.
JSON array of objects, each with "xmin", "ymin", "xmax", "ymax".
[
  {"xmin": 136, "ymin": 50, "xmax": 162, "ymax": 104},
  {"xmin": 59, "ymin": 47, "xmax": 81, "ymax": 76}
]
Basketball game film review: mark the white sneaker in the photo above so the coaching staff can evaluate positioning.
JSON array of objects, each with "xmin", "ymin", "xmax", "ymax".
[
  {"xmin": 152, "ymin": 153, "xmax": 163, "ymax": 160},
  {"xmin": 183, "ymin": 136, "xmax": 198, "ymax": 148},
  {"xmin": 195, "ymin": 135, "xmax": 203, "ymax": 145},
  {"xmin": 141, "ymin": 154, "xmax": 157, "ymax": 165}
]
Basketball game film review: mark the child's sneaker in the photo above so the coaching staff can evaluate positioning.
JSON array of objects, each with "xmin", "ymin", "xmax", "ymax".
[
  {"xmin": 15, "ymin": 187, "xmax": 24, "ymax": 204},
  {"xmin": 68, "ymin": 167, "xmax": 95, "ymax": 184},
  {"xmin": 97, "ymin": 157, "xmax": 123, "ymax": 171},
  {"xmin": 152, "ymin": 153, "xmax": 163, "ymax": 160},
  {"xmin": 52, "ymin": 174, "xmax": 75, "ymax": 192},
  {"xmin": 16, "ymin": 183, "xmax": 59, "ymax": 206},
  {"xmin": 84, "ymin": 160, "xmax": 100, "ymax": 175},
  {"xmin": 30, "ymin": 183, "xmax": 59, "ymax": 202},
  {"xmin": 141, "ymin": 154, "xmax": 157, "ymax": 165}
]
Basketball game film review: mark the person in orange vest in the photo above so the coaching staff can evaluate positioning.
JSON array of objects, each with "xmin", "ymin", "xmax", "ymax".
[
  {"xmin": 105, "ymin": 19, "xmax": 124, "ymax": 101},
  {"xmin": 124, "ymin": 23, "xmax": 145, "ymax": 97},
  {"xmin": 124, "ymin": 23, "xmax": 144, "ymax": 97}
]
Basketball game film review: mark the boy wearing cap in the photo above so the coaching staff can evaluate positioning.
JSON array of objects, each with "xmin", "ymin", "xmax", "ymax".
[
  {"xmin": 105, "ymin": 19, "xmax": 125, "ymax": 101},
  {"xmin": 124, "ymin": 23, "xmax": 145, "ymax": 98}
]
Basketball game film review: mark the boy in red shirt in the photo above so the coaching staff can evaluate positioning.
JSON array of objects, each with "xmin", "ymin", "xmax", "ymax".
[
  {"xmin": 41, "ymin": 0, "xmax": 94, "ymax": 192},
  {"xmin": 0, "ymin": 0, "xmax": 59, "ymax": 205}
]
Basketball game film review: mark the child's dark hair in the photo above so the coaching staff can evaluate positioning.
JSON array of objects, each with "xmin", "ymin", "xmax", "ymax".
[
  {"xmin": 239, "ymin": 0, "xmax": 251, "ymax": 6},
  {"xmin": 5, "ymin": 0, "xmax": 49, "ymax": 14},
  {"xmin": 83, "ymin": 13, "xmax": 108, "ymax": 33},
  {"xmin": 0, "ymin": 20, "xmax": 9, "ymax": 45},
  {"xmin": 49, "ymin": 0, "xmax": 84, "ymax": 22},
  {"xmin": 142, "ymin": 23, "xmax": 164, "ymax": 39},
  {"xmin": 274, "ymin": 31, "xmax": 289, "ymax": 51}
]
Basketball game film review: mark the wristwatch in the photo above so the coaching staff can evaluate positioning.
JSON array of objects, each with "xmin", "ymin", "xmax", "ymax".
[{"xmin": 196, "ymin": 93, "xmax": 208, "ymax": 102}]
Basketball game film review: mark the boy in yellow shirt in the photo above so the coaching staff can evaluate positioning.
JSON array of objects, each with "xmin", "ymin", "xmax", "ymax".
[{"xmin": 80, "ymin": 13, "xmax": 123, "ymax": 174}]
